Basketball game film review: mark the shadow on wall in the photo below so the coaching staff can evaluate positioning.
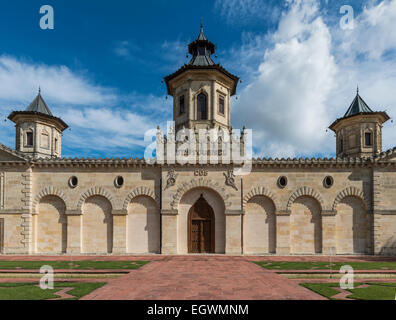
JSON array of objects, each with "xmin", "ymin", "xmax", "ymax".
[{"xmin": 379, "ymin": 238, "xmax": 396, "ymax": 255}]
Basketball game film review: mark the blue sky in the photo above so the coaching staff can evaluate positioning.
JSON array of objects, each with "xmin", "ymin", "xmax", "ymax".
[{"xmin": 0, "ymin": 0, "xmax": 395, "ymax": 158}]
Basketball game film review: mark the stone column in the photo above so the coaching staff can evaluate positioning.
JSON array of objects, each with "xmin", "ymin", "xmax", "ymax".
[
  {"xmin": 161, "ymin": 210, "xmax": 178, "ymax": 254},
  {"xmin": 66, "ymin": 210, "xmax": 82, "ymax": 254},
  {"xmin": 21, "ymin": 168, "xmax": 33, "ymax": 254},
  {"xmin": 276, "ymin": 211, "xmax": 290, "ymax": 254},
  {"xmin": 225, "ymin": 210, "xmax": 242, "ymax": 255},
  {"xmin": 112, "ymin": 210, "xmax": 127, "ymax": 254},
  {"xmin": 372, "ymin": 170, "xmax": 382, "ymax": 255},
  {"xmin": 322, "ymin": 211, "xmax": 336, "ymax": 255}
]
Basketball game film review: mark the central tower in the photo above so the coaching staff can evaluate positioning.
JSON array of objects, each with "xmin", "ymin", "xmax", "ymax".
[{"xmin": 164, "ymin": 24, "xmax": 239, "ymax": 133}]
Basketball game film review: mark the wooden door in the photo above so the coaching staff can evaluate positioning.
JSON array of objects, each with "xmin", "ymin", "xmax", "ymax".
[
  {"xmin": 191, "ymin": 220, "xmax": 201, "ymax": 253},
  {"xmin": 201, "ymin": 220, "xmax": 212, "ymax": 253},
  {"xmin": 188, "ymin": 195, "xmax": 215, "ymax": 253}
]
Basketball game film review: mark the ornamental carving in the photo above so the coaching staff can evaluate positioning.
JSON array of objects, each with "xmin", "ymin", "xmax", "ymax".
[
  {"xmin": 164, "ymin": 169, "xmax": 178, "ymax": 190},
  {"xmin": 224, "ymin": 169, "xmax": 238, "ymax": 191}
]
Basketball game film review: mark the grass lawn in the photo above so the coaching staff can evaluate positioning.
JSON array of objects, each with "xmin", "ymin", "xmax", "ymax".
[
  {"xmin": 301, "ymin": 282, "xmax": 396, "ymax": 300},
  {"xmin": 0, "ymin": 260, "xmax": 149, "ymax": 270},
  {"xmin": 255, "ymin": 261, "xmax": 396, "ymax": 270},
  {"xmin": 0, "ymin": 281, "xmax": 106, "ymax": 300}
]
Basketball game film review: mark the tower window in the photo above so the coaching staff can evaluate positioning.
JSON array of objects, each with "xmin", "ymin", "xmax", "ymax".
[
  {"xmin": 219, "ymin": 95, "xmax": 225, "ymax": 115},
  {"xmin": 179, "ymin": 95, "xmax": 185, "ymax": 115},
  {"xmin": 197, "ymin": 93, "xmax": 207, "ymax": 120},
  {"xmin": 26, "ymin": 131, "xmax": 33, "ymax": 147},
  {"xmin": 365, "ymin": 132, "xmax": 372, "ymax": 147}
]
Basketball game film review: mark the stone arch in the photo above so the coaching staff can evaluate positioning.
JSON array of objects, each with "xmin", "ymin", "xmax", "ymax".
[
  {"xmin": 332, "ymin": 186, "xmax": 369, "ymax": 211},
  {"xmin": 244, "ymin": 194, "xmax": 276, "ymax": 254},
  {"xmin": 82, "ymin": 195, "xmax": 113, "ymax": 254},
  {"xmin": 33, "ymin": 186, "xmax": 67, "ymax": 214},
  {"xmin": 178, "ymin": 187, "xmax": 226, "ymax": 254},
  {"xmin": 170, "ymin": 178, "xmax": 231, "ymax": 211},
  {"xmin": 290, "ymin": 196, "xmax": 323, "ymax": 254},
  {"xmin": 35, "ymin": 195, "xmax": 67, "ymax": 254},
  {"xmin": 77, "ymin": 187, "xmax": 114, "ymax": 213},
  {"xmin": 243, "ymin": 186, "xmax": 278, "ymax": 210},
  {"xmin": 335, "ymin": 196, "xmax": 368, "ymax": 254},
  {"xmin": 127, "ymin": 195, "xmax": 160, "ymax": 254},
  {"xmin": 287, "ymin": 186, "xmax": 324, "ymax": 212},
  {"xmin": 123, "ymin": 186, "xmax": 159, "ymax": 211}
]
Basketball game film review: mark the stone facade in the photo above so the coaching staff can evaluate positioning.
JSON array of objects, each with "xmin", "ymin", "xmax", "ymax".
[
  {"xmin": 0, "ymin": 157, "xmax": 395, "ymax": 255},
  {"xmin": 0, "ymin": 26, "xmax": 396, "ymax": 256}
]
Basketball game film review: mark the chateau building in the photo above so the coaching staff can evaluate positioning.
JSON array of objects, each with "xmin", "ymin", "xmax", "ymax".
[{"xmin": 0, "ymin": 26, "xmax": 396, "ymax": 255}]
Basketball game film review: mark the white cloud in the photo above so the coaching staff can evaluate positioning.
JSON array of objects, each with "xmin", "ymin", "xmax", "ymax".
[
  {"xmin": 232, "ymin": 0, "xmax": 337, "ymax": 158},
  {"xmin": 0, "ymin": 55, "xmax": 117, "ymax": 106},
  {"xmin": 0, "ymin": 55, "xmax": 171, "ymax": 158},
  {"xmin": 230, "ymin": 0, "xmax": 396, "ymax": 158}
]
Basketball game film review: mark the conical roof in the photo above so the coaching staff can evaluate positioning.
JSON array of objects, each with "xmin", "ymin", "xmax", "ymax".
[
  {"xmin": 329, "ymin": 88, "xmax": 390, "ymax": 131},
  {"xmin": 8, "ymin": 89, "xmax": 68, "ymax": 131},
  {"xmin": 344, "ymin": 90, "xmax": 373, "ymax": 117},
  {"xmin": 25, "ymin": 88, "xmax": 53, "ymax": 116}
]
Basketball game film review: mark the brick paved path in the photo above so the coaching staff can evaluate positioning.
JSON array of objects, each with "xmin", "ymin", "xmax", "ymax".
[{"xmin": 81, "ymin": 256, "xmax": 325, "ymax": 300}]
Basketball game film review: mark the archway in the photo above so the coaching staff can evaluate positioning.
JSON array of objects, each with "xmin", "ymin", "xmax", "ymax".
[
  {"xmin": 188, "ymin": 195, "xmax": 215, "ymax": 253},
  {"xmin": 336, "ymin": 196, "xmax": 368, "ymax": 254},
  {"xmin": 244, "ymin": 196, "xmax": 276, "ymax": 254},
  {"xmin": 36, "ymin": 195, "xmax": 67, "ymax": 253},
  {"xmin": 127, "ymin": 195, "xmax": 160, "ymax": 253},
  {"xmin": 178, "ymin": 187, "xmax": 225, "ymax": 254},
  {"xmin": 82, "ymin": 195, "xmax": 113, "ymax": 254},
  {"xmin": 290, "ymin": 196, "xmax": 322, "ymax": 254}
]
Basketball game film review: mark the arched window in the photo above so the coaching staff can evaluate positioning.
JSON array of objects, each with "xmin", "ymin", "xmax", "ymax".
[{"xmin": 197, "ymin": 93, "xmax": 207, "ymax": 120}]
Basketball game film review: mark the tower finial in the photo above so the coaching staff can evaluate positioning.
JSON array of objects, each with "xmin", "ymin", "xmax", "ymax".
[
  {"xmin": 38, "ymin": 86, "xmax": 41, "ymax": 95},
  {"xmin": 201, "ymin": 17, "xmax": 203, "ymax": 31},
  {"xmin": 357, "ymin": 84, "xmax": 359, "ymax": 94}
]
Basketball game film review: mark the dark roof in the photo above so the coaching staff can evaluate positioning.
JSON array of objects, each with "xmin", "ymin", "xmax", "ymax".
[
  {"xmin": 187, "ymin": 54, "xmax": 215, "ymax": 67},
  {"xmin": 164, "ymin": 64, "xmax": 239, "ymax": 96},
  {"xmin": 329, "ymin": 90, "xmax": 390, "ymax": 131},
  {"xmin": 197, "ymin": 25, "xmax": 208, "ymax": 41},
  {"xmin": 25, "ymin": 89, "xmax": 53, "ymax": 116},
  {"xmin": 8, "ymin": 90, "xmax": 68, "ymax": 131},
  {"xmin": 165, "ymin": 24, "xmax": 239, "ymax": 95},
  {"xmin": 344, "ymin": 92, "xmax": 373, "ymax": 117},
  {"xmin": 187, "ymin": 24, "xmax": 216, "ymax": 67},
  {"xmin": 8, "ymin": 111, "xmax": 69, "ymax": 131}
]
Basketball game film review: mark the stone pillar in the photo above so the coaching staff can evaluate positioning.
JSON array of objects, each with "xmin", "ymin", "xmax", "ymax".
[
  {"xmin": 276, "ymin": 211, "xmax": 290, "ymax": 255},
  {"xmin": 373, "ymin": 213, "xmax": 382, "ymax": 255},
  {"xmin": 112, "ymin": 210, "xmax": 127, "ymax": 254},
  {"xmin": 21, "ymin": 168, "xmax": 33, "ymax": 254},
  {"xmin": 161, "ymin": 210, "xmax": 178, "ymax": 254},
  {"xmin": 372, "ymin": 170, "xmax": 382, "ymax": 255},
  {"xmin": 225, "ymin": 210, "xmax": 242, "ymax": 255},
  {"xmin": 66, "ymin": 211, "xmax": 82, "ymax": 254},
  {"xmin": 322, "ymin": 211, "xmax": 336, "ymax": 255}
]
